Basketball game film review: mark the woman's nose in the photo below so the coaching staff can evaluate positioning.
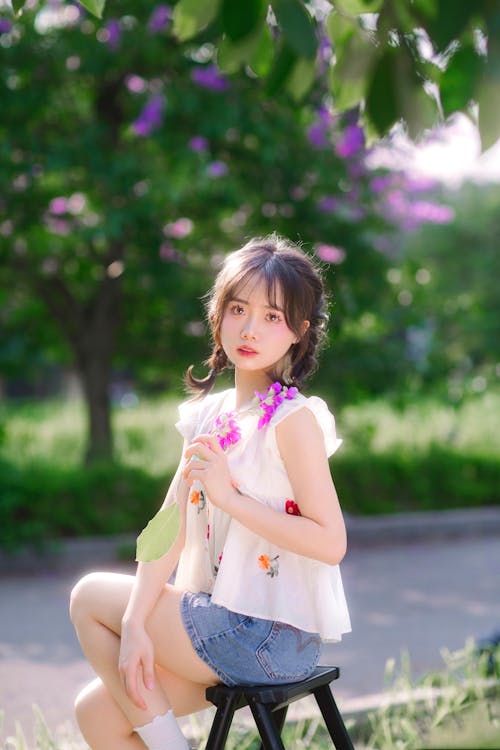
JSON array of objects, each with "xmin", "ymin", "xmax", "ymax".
[{"xmin": 241, "ymin": 317, "xmax": 257, "ymax": 340}]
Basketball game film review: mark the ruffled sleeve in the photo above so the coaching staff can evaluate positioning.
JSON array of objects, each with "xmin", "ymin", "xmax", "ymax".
[
  {"xmin": 175, "ymin": 398, "xmax": 202, "ymax": 441},
  {"xmin": 269, "ymin": 394, "xmax": 342, "ymax": 458}
]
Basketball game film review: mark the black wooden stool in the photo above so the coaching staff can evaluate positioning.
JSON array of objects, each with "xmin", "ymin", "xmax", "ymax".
[{"xmin": 205, "ymin": 666, "xmax": 355, "ymax": 750}]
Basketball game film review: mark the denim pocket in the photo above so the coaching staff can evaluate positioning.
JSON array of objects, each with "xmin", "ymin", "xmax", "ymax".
[{"xmin": 256, "ymin": 622, "xmax": 321, "ymax": 682}]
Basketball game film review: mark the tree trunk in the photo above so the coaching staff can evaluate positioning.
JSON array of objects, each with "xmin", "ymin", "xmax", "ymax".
[{"xmin": 34, "ymin": 248, "xmax": 123, "ymax": 464}]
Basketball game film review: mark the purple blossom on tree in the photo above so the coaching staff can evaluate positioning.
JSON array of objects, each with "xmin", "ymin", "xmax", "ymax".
[
  {"xmin": 317, "ymin": 195, "xmax": 340, "ymax": 213},
  {"xmin": 133, "ymin": 94, "xmax": 166, "ymax": 137},
  {"xmin": 49, "ymin": 197, "xmax": 68, "ymax": 215},
  {"xmin": 336, "ymin": 124, "xmax": 365, "ymax": 158},
  {"xmin": 0, "ymin": 18, "xmax": 12, "ymax": 34},
  {"xmin": 307, "ymin": 106, "xmax": 334, "ymax": 149},
  {"xmin": 188, "ymin": 135, "xmax": 209, "ymax": 153},
  {"xmin": 314, "ymin": 244, "xmax": 346, "ymax": 264},
  {"xmin": 207, "ymin": 161, "xmax": 228, "ymax": 178},
  {"xmin": 191, "ymin": 64, "xmax": 229, "ymax": 92},
  {"xmin": 105, "ymin": 19, "xmax": 121, "ymax": 51},
  {"xmin": 148, "ymin": 4, "xmax": 172, "ymax": 33}
]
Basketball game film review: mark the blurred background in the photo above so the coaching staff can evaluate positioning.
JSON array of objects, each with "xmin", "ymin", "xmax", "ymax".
[
  {"xmin": 0, "ymin": 0, "xmax": 499, "ymax": 746},
  {"xmin": 1, "ymin": 0, "xmax": 498, "ymax": 549}
]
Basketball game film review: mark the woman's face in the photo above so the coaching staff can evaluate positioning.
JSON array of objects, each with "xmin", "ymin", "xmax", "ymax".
[{"xmin": 219, "ymin": 277, "xmax": 299, "ymax": 377}]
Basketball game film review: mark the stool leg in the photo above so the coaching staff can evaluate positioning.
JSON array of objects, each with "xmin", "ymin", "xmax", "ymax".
[
  {"xmin": 314, "ymin": 685, "xmax": 355, "ymax": 750},
  {"xmin": 204, "ymin": 693, "xmax": 238, "ymax": 750},
  {"xmin": 249, "ymin": 702, "xmax": 287, "ymax": 750},
  {"xmin": 258, "ymin": 706, "xmax": 288, "ymax": 750}
]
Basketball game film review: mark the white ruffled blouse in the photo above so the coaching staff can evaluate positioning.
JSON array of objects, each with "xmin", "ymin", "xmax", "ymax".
[{"xmin": 174, "ymin": 388, "xmax": 351, "ymax": 642}]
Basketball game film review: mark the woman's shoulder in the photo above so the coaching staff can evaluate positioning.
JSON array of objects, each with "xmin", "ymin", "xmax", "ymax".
[{"xmin": 269, "ymin": 391, "xmax": 342, "ymax": 457}]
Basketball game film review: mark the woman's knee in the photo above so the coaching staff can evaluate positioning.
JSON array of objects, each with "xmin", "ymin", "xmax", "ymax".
[{"xmin": 70, "ymin": 572, "xmax": 100, "ymax": 627}]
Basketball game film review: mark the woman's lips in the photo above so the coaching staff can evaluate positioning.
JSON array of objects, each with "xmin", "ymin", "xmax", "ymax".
[{"xmin": 237, "ymin": 347, "xmax": 258, "ymax": 356}]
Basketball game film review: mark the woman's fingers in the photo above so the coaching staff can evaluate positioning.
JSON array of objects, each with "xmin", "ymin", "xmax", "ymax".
[{"xmin": 120, "ymin": 660, "xmax": 147, "ymax": 710}]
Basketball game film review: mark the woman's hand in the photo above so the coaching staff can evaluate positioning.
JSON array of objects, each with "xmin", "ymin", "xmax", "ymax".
[
  {"xmin": 119, "ymin": 620, "xmax": 155, "ymax": 711},
  {"xmin": 183, "ymin": 434, "xmax": 235, "ymax": 511}
]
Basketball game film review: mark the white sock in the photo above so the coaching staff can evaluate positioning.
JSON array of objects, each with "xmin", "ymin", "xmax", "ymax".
[{"xmin": 134, "ymin": 709, "xmax": 190, "ymax": 750}]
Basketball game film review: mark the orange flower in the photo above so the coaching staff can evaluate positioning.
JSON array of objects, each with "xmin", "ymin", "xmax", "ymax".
[
  {"xmin": 258, "ymin": 554, "xmax": 271, "ymax": 570},
  {"xmin": 190, "ymin": 490, "xmax": 201, "ymax": 505}
]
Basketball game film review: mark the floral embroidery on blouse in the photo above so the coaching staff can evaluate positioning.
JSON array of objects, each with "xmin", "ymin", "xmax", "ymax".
[
  {"xmin": 285, "ymin": 499, "xmax": 301, "ymax": 516},
  {"xmin": 189, "ymin": 488, "xmax": 206, "ymax": 513},
  {"xmin": 214, "ymin": 551, "xmax": 223, "ymax": 577},
  {"xmin": 258, "ymin": 554, "xmax": 280, "ymax": 578}
]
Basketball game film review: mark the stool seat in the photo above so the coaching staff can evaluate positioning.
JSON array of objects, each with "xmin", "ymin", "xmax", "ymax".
[{"xmin": 205, "ymin": 666, "xmax": 354, "ymax": 750}]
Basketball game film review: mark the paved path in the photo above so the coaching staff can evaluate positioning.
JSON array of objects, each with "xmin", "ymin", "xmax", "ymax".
[{"xmin": 1, "ymin": 530, "xmax": 499, "ymax": 745}]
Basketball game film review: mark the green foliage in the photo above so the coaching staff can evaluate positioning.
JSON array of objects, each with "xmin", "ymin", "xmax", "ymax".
[
  {"xmin": 1, "ymin": 392, "xmax": 498, "ymax": 551},
  {"xmin": 0, "ymin": 457, "xmax": 168, "ymax": 551},
  {"xmin": 5, "ymin": 0, "xmax": 499, "ymax": 143}
]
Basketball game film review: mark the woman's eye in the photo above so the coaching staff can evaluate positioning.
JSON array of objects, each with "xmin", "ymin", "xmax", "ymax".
[
  {"xmin": 230, "ymin": 304, "xmax": 244, "ymax": 315},
  {"xmin": 267, "ymin": 312, "xmax": 281, "ymax": 322}
]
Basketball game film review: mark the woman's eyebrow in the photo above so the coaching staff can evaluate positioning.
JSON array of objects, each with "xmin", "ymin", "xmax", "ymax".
[{"xmin": 231, "ymin": 296, "xmax": 284, "ymax": 312}]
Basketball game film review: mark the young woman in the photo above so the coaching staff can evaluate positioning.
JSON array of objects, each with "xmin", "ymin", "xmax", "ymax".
[{"xmin": 70, "ymin": 234, "xmax": 351, "ymax": 750}]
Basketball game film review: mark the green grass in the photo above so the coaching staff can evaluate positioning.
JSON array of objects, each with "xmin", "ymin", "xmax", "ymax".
[{"xmin": 2, "ymin": 643, "xmax": 499, "ymax": 749}]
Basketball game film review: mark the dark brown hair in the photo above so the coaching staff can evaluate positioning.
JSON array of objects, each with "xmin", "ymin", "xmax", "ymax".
[{"xmin": 186, "ymin": 234, "xmax": 329, "ymax": 397}]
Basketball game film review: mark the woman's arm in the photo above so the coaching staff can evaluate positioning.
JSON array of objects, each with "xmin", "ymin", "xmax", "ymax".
[
  {"xmin": 119, "ymin": 456, "xmax": 189, "ymax": 708},
  {"xmin": 123, "ymin": 459, "xmax": 189, "ymax": 628},
  {"xmin": 183, "ymin": 408, "xmax": 347, "ymax": 566}
]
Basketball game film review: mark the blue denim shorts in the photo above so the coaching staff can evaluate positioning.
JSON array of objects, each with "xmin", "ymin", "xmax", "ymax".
[{"xmin": 180, "ymin": 591, "xmax": 321, "ymax": 687}]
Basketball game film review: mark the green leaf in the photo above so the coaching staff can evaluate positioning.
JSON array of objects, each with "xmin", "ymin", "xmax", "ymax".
[
  {"xmin": 271, "ymin": 0, "xmax": 318, "ymax": 60},
  {"xmin": 265, "ymin": 42, "xmax": 297, "ymax": 94},
  {"xmin": 173, "ymin": 0, "xmax": 221, "ymax": 42},
  {"xmin": 365, "ymin": 47, "xmax": 399, "ymax": 135},
  {"xmin": 439, "ymin": 45, "xmax": 481, "ymax": 118},
  {"xmin": 77, "ymin": 0, "xmax": 106, "ymax": 19},
  {"xmin": 286, "ymin": 57, "xmax": 317, "ymax": 101},
  {"xmin": 217, "ymin": 25, "xmax": 261, "ymax": 73},
  {"xmin": 414, "ymin": 0, "xmax": 476, "ymax": 51},
  {"xmin": 11, "ymin": 0, "xmax": 27, "ymax": 15},
  {"xmin": 333, "ymin": 0, "xmax": 383, "ymax": 14},
  {"xmin": 476, "ymin": 76, "xmax": 500, "ymax": 151},
  {"xmin": 221, "ymin": 0, "xmax": 266, "ymax": 43},
  {"xmin": 329, "ymin": 12, "xmax": 377, "ymax": 111},
  {"xmin": 135, "ymin": 505, "xmax": 181, "ymax": 563}
]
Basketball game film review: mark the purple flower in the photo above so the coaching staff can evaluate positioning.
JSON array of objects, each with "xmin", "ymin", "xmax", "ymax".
[
  {"xmin": 191, "ymin": 64, "xmax": 229, "ymax": 92},
  {"xmin": 133, "ymin": 94, "xmax": 166, "ymax": 137},
  {"xmin": 317, "ymin": 195, "xmax": 339, "ymax": 213},
  {"xmin": 214, "ymin": 412, "xmax": 241, "ymax": 450},
  {"xmin": 307, "ymin": 106, "xmax": 334, "ymax": 149},
  {"xmin": 404, "ymin": 175, "xmax": 439, "ymax": 193},
  {"xmin": 148, "ymin": 4, "xmax": 171, "ymax": 33},
  {"xmin": 256, "ymin": 382, "xmax": 298, "ymax": 429},
  {"xmin": 410, "ymin": 201, "xmax": 455, "ymax": 224},
  {"xmin": 163, "ymin": 217, "xmax": 193, "ymax": 238},
  {"xmin": 370, "ymin": 175, "xmax": 394, "ymax": 194},
  {"xmin": 315, "ymin": 244, "xmax": 346, "ymax": 264},
  {"xmin": 49, "ymin": 197, "xmax": 68, "ymax": 215},
  {"xmin": 105, "ymin": 19, "xmax": 121, "ymax": 50},
  {"xmin": 189, "ymin": 135, "xmax": 209, "ymax": 153},
  {"xmin": 126, "ymin": 75, "xmax": 147, "ymax": 94},
  {"xmin": 0, "ymin": 18, "xmax": 12, "ymax": 34},
  {"xmin": 336, "ymin": 124, "xmax": 365, "ymax": 158},
  {"xmin": 207, "ymin": 161, "xmax": 228, "ymax": 178}
]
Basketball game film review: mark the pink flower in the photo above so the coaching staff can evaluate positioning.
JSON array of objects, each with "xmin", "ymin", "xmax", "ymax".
[
  {"xmin": 315, "ymin": 243, "xmax": 346, "ymax": 264},
  {"xmin": 213, "ymin": 412, "xmax": 241, "ymax": 450},
  {"xmin": 256, "ymin": 382, "xmax": 298, "ymax": 429}
]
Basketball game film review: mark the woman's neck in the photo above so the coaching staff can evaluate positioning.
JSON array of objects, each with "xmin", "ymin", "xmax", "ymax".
[{"xmin": 233, "ymin": 369, "xmax": 272, "ymax": 409}]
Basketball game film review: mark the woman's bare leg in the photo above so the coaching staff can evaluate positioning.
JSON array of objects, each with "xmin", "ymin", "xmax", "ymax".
[{"xmin": 70, "ymin": 572, "xmax": 218, "ymax": 746}]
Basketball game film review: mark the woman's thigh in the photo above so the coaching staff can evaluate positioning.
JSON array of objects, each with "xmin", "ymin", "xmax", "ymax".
[{"xmin": 71, "ymin": 571, "xmax": 219, "ymax": 686}]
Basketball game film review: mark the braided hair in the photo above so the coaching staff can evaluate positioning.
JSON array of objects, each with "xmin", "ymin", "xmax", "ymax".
[{"xmin": 185, "ymin": 234, "xmax": 329, "ymax": 397}]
